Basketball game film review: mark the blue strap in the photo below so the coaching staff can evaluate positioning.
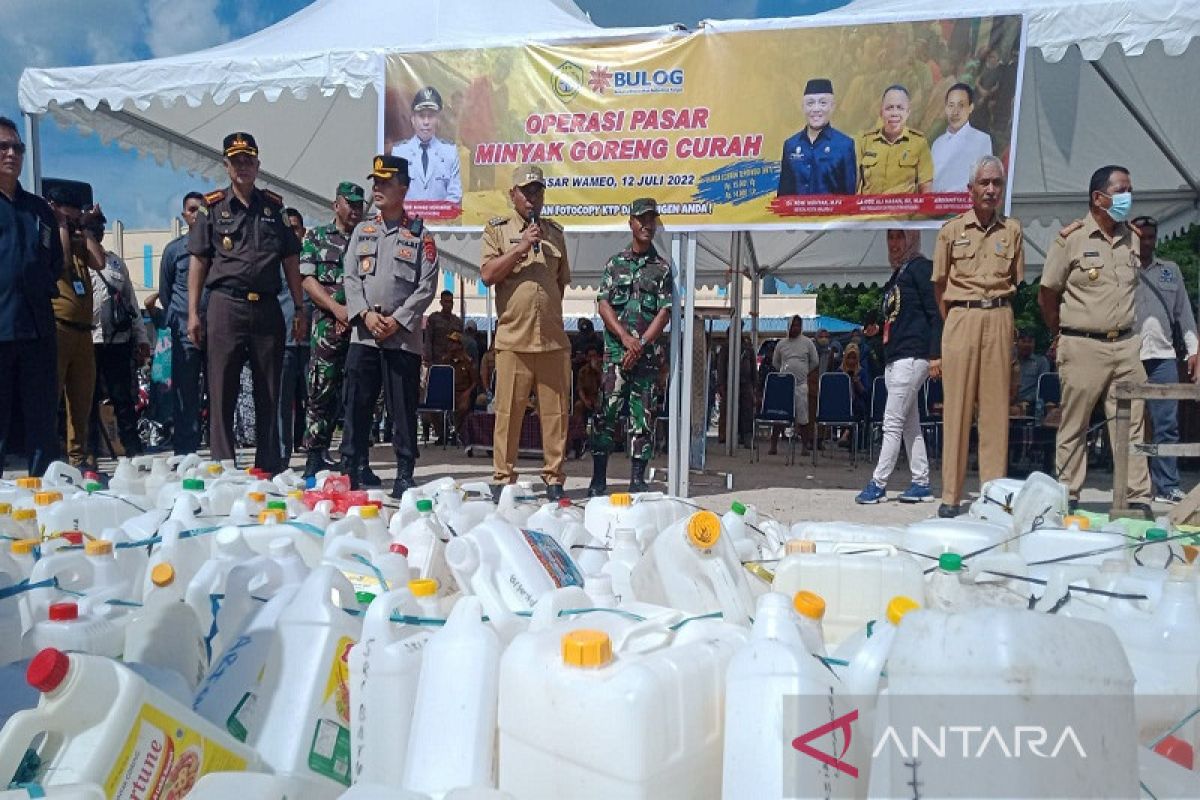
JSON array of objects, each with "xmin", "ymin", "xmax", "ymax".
[{"xmin": 349, "ymin": 553, "xmax": 388, "ymax": 592}]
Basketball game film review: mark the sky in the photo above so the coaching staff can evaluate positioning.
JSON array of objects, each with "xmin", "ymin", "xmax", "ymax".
[{"xmin": 0, "ymin": 0, "xmax": 846, "ymax": 228}]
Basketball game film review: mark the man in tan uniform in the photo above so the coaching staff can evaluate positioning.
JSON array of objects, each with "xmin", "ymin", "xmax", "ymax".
[
  {"xmin": 481, "ymin": 165, "xmax": 571, "ymax": 501},
  {"xmin": 1038, "ymin": 164, "xmax": 1152, "ymax": 513},
  {"xmin": 932, "ymin": 155, "xmax": 1023, "ymax": 517},
  {"xmin": 856, "ymin": 85, "xmax": 934, "ymax": 195}
]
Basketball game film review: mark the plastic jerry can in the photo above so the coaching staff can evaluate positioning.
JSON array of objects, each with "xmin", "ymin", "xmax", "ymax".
[
  {"xmin": 393, "ymin": 500, "xmax": 456, "ymax": 595},
  {"xmin": 186, "ymin": 771, "xmax": 342, "ymax": 800},
  {"xmin": 629, "ymin": 510, "xmax": 755, "ymax": 625},
  {"xmin": 0, "ymin": 648, "xmax": 263, "ymax": 794},
  {"xmin": 901, "ymin": 517, "xmax": 1010, "ymax": 560},
  {"xmin": 21, "ymin": 601, "xmax": 124, "ymax": 660},
  {"xmin": 498, "ymin": 613, "xmax": 737, "ymax": 799},
  {"xmin": 247, "ymin": 566, "xmax": 362, "ymax": 790},
  {"xmin": 349, "ymin": 587, "xmax": 432, "ymax": 787},
  {"xmin": 124, "ymin": 562, "xmax": 208, "ymax": 690},
  {"xmin": 404, "ymin": 596, "xmax": 500, "ymax": 797},
  {"xmin": 583, "ymin": 492, "xmax": 691, "ymax": 551},
  {"xmin": 723, "ymin": 592, "xmax": 858, "ymax": 800}
]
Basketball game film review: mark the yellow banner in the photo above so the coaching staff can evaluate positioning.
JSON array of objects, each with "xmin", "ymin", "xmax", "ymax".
[{"xmin": 383, "ymin": 14, "xmax": 1024, "ymax": 229}]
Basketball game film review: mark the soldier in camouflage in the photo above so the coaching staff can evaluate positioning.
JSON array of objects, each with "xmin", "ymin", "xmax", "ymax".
[
  {"xmin": 588, "ymin": 198, "xmax": 674, "ymax": 496},
  {"xmin": 300, "ymin": 181, "xmax": 364, "ymax": 477}
]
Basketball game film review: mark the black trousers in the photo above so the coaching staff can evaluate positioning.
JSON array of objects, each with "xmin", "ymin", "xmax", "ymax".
[
  {"xmin": 171, "ymin": 327, "xmax": 205, "ymax": 455},
  {"xmin": 88, "ymin": 342, "xmax": 140, "ymax": 457},
  {"xmin": 0, "ymin": 335, "xmax": 59, "ymax": 475},
  {"xmin": 206, "ymin": 291, "xmax": 284, "ymax": 473},
  {"xmin": 279, "ymin": 344, "xmax": 309, "ymax": 461},
  {"xmin": 342, "ymin": 344, "xmax": 420, "ymax": 474}
]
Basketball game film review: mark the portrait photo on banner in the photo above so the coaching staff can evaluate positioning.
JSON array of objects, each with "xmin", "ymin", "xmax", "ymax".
[{"xmin": 381, "ymin": 14, "xmax": 1025, "ymax": 230}]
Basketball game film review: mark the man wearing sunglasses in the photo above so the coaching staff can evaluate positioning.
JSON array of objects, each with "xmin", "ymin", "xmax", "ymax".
[{"xmin": 0, "ymin": 117, "xmax": 64, "ymax": 475}]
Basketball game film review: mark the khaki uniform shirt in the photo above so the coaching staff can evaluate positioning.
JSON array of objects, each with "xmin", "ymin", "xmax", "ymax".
[
  {"xmin": 426, "ymin": 310, "xmax": 463, "ymax": 363},
  {"xmin": 343, "ymin": 214, "xmax": 439, "ymax": 355},
  {"xmin": 482, "ymin": 215, "xmax": 571, "ymax": 353},
  {"xmin": 932, "ymin": 210, "xmax": 1024, "ymax": 302},
  {"xmin": 856, "ymin": 127, "xmax": 934, "ymax": 194},
  {"xmin": 52, "ymin": 233, "xmax": 93, "ymax": 327},
  {"xmin": 1041, "ymin": 214, "xmax": 1139, "ymax": 333}
]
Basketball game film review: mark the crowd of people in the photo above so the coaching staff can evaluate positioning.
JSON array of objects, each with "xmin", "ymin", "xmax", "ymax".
[{"xmin": 1, "ymin": 108, "xmax": 1194, "ymax": 510}]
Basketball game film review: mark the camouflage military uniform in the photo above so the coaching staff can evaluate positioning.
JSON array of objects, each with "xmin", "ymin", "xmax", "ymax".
[
  {"xmin": 590, "ymin": 245, "xmax": 673, "ymax": 461},
  {"xmin": 300, "ymin": 221, "xmax": 352, "ymax": 452}
]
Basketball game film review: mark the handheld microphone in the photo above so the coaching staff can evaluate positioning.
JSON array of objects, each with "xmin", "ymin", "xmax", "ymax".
[{"xmin": 530, "ymin": 211, "xmax": 541, "ymax": 254}]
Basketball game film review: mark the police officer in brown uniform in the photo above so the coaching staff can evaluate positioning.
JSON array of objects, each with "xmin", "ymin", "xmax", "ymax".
[
  {"xmin": 481, "ymin": 165, "xmax": 571, "ymax": 501},
  {"xmin": 1038, "ymin": 164, "xmax": 1152, "ymax": 512},
  {"xmin": 187, "ymin": 133, "xmax": 306, "ymax": 473},
  {"xmin": 932, "ymin": 155, "xmax": 1023, "ymax": 517}
]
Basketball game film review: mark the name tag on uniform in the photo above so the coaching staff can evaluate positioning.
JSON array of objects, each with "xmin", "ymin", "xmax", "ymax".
[
  {"xmin": 953, "ymin": 238, "xmax": 970, "ymax": 246},
  {"xmin": 1083, "ymin": 251, "xmax": 1100, "ymax": 257},
  {"xmin": 72, "ymin": 280, "xmax": 87, "ymax": 296}
]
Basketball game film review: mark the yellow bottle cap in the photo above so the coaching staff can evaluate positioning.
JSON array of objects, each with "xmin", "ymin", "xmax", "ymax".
[
  {"xmin": 561, "ymin": 629, "xmax": 613, "ymax": 668},
  {"xmin": 408, "ymin": 578, "xmax": 438, "ymax": 597},
  {"xmin": 33, "ymin": 491, "xmax": 62, "ymax": 506},
  {"xmin": 12, "ymin": 509, "xmax": 36, "ymax": 522},
  {"xmin": 287, "ymin": 490, "xmax": 303, "ymax": 500},
  {"xmin": 207, "ymin": 464, "xmax": 224, "ymax": 475},
  {"xmin": 15, "ymin": 477, "xmax": 41, "ymax": 489},
  {"xmin": 151, "ymin": 562, "xmax": 176, "ymax": 587},
  {"xmin": 247, "ymin": 491, "xmax": 266, "ymax": 503},
  {"xmin": 686, "ymin": 510, "xmax": 722, "ymax": 549},
  {"xmin": 356, "ymin": 505, "xmax": 380, "ymax": 519},
  {"xmin": 10, "ymin": 538, "xmax": 38, "ymax": 555},
  {"xmin": 886, "ymin": 595, "xmax": 921, "ymax": 626},
  {"xmin": 784, "ymin": 539, "xmax": 816, "ymax": 555},
  {"xmin": 609, "ymin": 493, "xmax": 631, "ymax": 507},
  {"xmin": 1063, "ymin": 514, "xmax": 1090, "ymax": 530},
  {"xmin": 0, "ymin": 503, "xmax": 12, "ymax": 515},
  {"xmin": 84, "ymin": 539, "xmax": 113, "ymax": 556},
  {"xmin": 258, "ymin": 509, "xmax": 286, "ymax": 524},
  {"xmin": 793, "ymin": 590, "xmax": 826, "ymax": 620}
]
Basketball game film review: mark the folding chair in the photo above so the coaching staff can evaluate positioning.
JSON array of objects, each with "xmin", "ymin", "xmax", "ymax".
[
  {"xmin": 868, "ymin": 375, "xmax": 888, "ymax": 460},
  {"xmin": 814, "ymin": 372, "xmax": 859, "ymax": 467},
  {"xmin": 753, "ymin": 372, "xmax": 796, "ymax": 464},
  {"xmin": 418, "ymin": 364, "xmax": 455, "ymax": 449}
]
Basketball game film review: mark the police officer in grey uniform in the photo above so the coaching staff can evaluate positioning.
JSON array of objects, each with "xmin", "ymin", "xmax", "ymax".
[
  {"xmin": 342, "ymin": 155, "xmax": 440, "ymax": 497},
  {"xmin": 391, "ymin": 86, "xmax": 463, "ymax": 204}
]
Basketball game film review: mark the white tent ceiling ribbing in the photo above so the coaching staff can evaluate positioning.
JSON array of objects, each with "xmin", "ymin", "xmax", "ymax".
[{"xmin": 18, "ymin": 0, "xmax": 1200, "ymax": 288}]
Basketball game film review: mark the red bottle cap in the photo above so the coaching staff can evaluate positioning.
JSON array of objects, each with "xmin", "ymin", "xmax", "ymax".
[
  {"xmin": 390, "ymin": 543, "xmax": 409, "ymax": 557},
  {"xmin": 27, "ymin": 648, "xmax": 71, "ymax": 693},
  {"xmin": 48, "ymin": 602, "xmax": 78, "ymax": 621}
]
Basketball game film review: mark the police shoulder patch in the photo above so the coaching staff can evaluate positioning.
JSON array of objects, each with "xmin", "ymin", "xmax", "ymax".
[
  {"xmin": 422, "ymin": 234, "xmax": 438, "ymax": 263},
  {"xmin": 1058, "ymin": 220, "xmax": 1084, "ymax": 239},
  {"xmin": 488, "ymin": 216, "xmax": 509, "ymax": 227},
  {"xmin": 261, "ymin": 189, "xmax": 284, "ymax": 207},
  {"xmin": 203, "ymin": 189, "xmax": 225, "ymax": 206},
  {"xmin": 907, "ymin": 127, "xmax": 927, "ymax": 139}
]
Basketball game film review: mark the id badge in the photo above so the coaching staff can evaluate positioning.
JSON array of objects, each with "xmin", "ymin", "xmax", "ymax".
[{"xmin": 72, "ymin": 280, "xmax": 87, "ymax": 296}]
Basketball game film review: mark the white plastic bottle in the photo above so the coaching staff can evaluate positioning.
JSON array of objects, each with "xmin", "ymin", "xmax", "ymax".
[
  {"xmin": 791, "ymin": 590, "xmax": 828, "ymax": 657},
  {"xmin": 348, "ymin": 504, "xmax": 390, "ymax": 551},
  {"xmin": 721, "ymin": 500, "xmax": 761, "ymax": 562},
  {"xmin": 0, "ymin": 648, "xmax": 263, "ymax": 793},
  {"xmin": 404, "ymin": 596, "xmax": 500, "ymax": 797},
  {"xmin": 495, "ymin": 482, "xmax": 540, "ymax": 527},
  {"xmin": 601, "ymin": 527, "xmax": 640, "ymax": 605},
  {"xmin": 349, "ymin": 587, "xmax": 432, "ymax": 787},
  {"xmin": 269, "ymin": 536, "xmax": 313, "ymax": 585},
  {"xmin": 408, "ymin": 578, "xmax": 446, "ymax": 620},
  {"xmin": 124, "ymin": 562, "xmax": 208, "ymax": 689},
  {"xmin": 722, "ymin": 592, "xmax": 856, "ymax": 800},
  {"xmin": 840, "ymin": 595, "xmax": 920, "ymax": 698},
  {"xmin": 21, "ymin": 601, "xmax": 124, "ymax": 659},
  {"xmin": 395, "ymin": 499, "xmax": 456, "ymax": 596},
  {"xmin": 185, "ymin": 526, "xmax": 258, "ymax": 635}
]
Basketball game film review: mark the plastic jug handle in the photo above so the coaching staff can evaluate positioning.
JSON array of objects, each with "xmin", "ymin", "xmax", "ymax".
[
  {"xmin": 610, "ymin": 613, "xmax": 682, "ymax": 654},
  {"xmin": 700, "ymin": 557, "xmax": 751, "ymax": 627},
  {"xmin": 0, "ymin": 710, "xmax": 58, "ymax": 788},
  {"xmin": 831, "ymin": 541, "xmax": 898, "ymax": 556}
]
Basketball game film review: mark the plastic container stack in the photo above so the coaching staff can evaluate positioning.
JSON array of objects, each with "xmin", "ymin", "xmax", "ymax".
[{"xmin": 0, "ymin": 463, "xmax": 1195, "ymax": 798}]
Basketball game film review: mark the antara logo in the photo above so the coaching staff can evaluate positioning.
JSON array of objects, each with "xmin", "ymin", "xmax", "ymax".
[{"xmin": 792, "ymin": 709, "xmax": 860, "ymax": 778}]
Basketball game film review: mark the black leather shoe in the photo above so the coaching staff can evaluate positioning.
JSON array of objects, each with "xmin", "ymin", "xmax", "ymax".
[
  {"xmin": 1129, "ymin": 502, "xmax": 1153, "ymax": 519},
  {"xmin": 546, "ymin": 483, "xmax": 565, "ymax": 502},
  {"xmin": 360, "ymin": 462, "xmax": 382, "ymax": 487},
  {"xmin": 629, "ymin": 458, "xmax": 650, "ymax": 493},
  {"xmin": 587, "ymin": 453, "xmax": 608, "ymax": 498},
  {"xmin": 390, "ymin": 476, "xmax": 417, "ymax": 499},
  {"xmin": 303, "ymin": 451, "xmax": 337, "ymax": 478},
  {"xmin": 937, "ymin": 503, "xmax": 960, "ymax": 519}
]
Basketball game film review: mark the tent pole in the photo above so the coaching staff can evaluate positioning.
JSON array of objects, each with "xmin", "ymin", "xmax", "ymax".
[
  {"xmin": 668, "ymin": 233, "xmax": 685, "ymax": 497},
  {"xmin": 678, "ymin": 235, "xmax": 697, "ymax": 498},
  {"xmin": 726, "ymin": 232, "xmax": 743, "ymax": 456},
  {"xmin": 1089, "ymin": 61, "xmax": 1200, "ymax": 199},
  {"xmin": 22, "ymin": 113, "xmax": 42, "ymax": 194}
]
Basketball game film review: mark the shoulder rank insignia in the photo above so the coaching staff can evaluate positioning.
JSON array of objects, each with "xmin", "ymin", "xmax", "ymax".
[
  {"xmin": 261, "ymin": 188, "xmax": 284, "ymax": 207},
  {"xmin": 488, "ymin": 216, "xmax": 508, "ymax": 227},
  {"xmin": 1058, "ymin": 220, "xmax": 1084, "ymax": 239},
  {"xmin": 361, "ymin": 225, "xmax": 376, "ymax": 235},
  {"xmin": 202, "ymin": 189, "xmax": 225, "ymax": 206}
]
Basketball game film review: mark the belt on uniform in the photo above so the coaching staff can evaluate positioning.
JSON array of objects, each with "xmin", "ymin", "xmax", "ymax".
[
  {"xmin": 1060, "ymin": 327, "xmax": 1132, "ymax": 342},
  {"xmin": 55, "ymin": 319, "xmax": 93, "ymax": 333},
  {"xmin": 211, "ymin": 285, "xmax": 272, "ymax": 302},
  {"xmin": 947, "ymin": 297, "xmax": 1011, "ymax": 310}
]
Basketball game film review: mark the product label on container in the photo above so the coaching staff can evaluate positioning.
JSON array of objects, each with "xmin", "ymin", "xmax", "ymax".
[
  {"xmin": 307, "ymin": 635, "xmax": 356, "ymax": 786},
  {"xmin": 521, "ymin": 528, "xmax": 585, "ymax": 590},
  {"xmin": 104, "ymin": 703, "xmax": 248, "ymax": 800}
]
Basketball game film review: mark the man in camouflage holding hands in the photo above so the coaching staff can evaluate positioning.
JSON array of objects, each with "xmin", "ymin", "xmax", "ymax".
[
  {"xmin": 588, "ymin": 198, "xmax": 673, "ymax": 496},
  {"xmin": 300, "ymin": 181, "xmax": 364, "ymax": 477}
]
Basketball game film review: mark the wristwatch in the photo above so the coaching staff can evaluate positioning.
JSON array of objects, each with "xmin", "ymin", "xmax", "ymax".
[{"xmin": 638, "ymin": 335, "xmax": 647, "ymax": 347}]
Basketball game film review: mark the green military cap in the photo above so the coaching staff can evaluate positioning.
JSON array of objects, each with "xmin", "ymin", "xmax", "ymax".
[
  {"xmin": 630, "ymin": 197, "xmax": 659, "ymax": 217},
  {"xmin": 336, "ymin": 181, "xmax": 365, "ymax": 202},
  {"xmin": 512, "ymin": 164, "xmax": 545, "ymax": 188}
]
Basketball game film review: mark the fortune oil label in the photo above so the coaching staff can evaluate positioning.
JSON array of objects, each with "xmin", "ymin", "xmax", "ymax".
[
  {"xmin": 104, "ymin": 703, "xmax": 247, "ymax": 800},
  {"xmin": 308, "ymin": 635, "xmax": 356, "ymax": 786}
]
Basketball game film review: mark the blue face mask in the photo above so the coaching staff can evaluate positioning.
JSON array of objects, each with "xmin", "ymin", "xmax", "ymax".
[{"xmin": 1105, "ymin": 191, "xmax": 1133, "ymax": 222}]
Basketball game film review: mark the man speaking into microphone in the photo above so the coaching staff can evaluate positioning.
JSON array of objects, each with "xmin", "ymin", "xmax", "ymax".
[{"xmin": 481, "ymin": 165, "xmax": 572, "ymax": 501}]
